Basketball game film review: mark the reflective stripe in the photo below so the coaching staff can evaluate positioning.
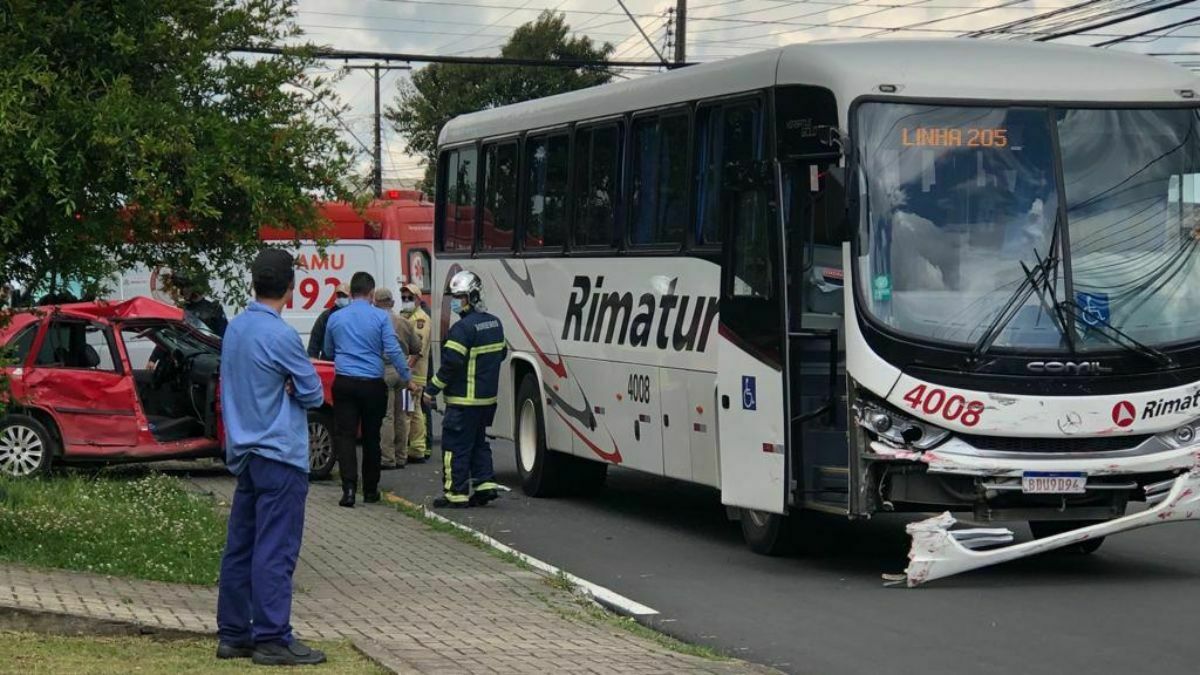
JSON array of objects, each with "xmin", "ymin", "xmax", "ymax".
[
  {"xmin": 445, "ymin": 395, "xmax": 497, "ymax": 406},
  {"xmin": 430, "ymin": 375, "xmax": 446, "ymax": 390},
  {"xmin": 466, "ymin": 341, "xmax": 505, "ymax": 400},
  {"xmin": 443, "ymin": 450, "xmax": 452, "ymax": 493},
  {"xmin": 411, "ymin": 375, "xmax": 428, "ymax": 385},
  {"xmin": 470, "ymin": 341, "xmax": 506, "ymax": 355},
  {"xmin": 467, "ymin": 349, "xmax": 477, "ymax": 400},
  {"xmin": 473, "ymin": 481, "xmax": 500, "ymax": 491},
  {"xmin": 445, "ymin": 340, "xmax": 468, "ymax": 355},
  {"xmin": 443, "ymin": 492, "xmax": 470, "ymax": 503}
]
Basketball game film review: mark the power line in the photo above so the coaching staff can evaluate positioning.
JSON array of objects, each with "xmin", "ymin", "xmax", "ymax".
[
  {"xmin": 297, "ymin": 9, "xmax": 631, "ymax": 39},
  {"xmin": 367, "ymin": 0, "xmax": 659, "ymax": 19},
  {"xmin": 616, "ymin": 0, "xmax": 669, "ymax": 65},
  {"xmin": 859, "ymin": 0, "xmax": 1036, "ymax": 38},
  {"xmin": 1092, "ymin": 13, "xmax": 1200, "ymax": 45},
  {"xmin": 1035, "ymin": 0, "xmax": 1198, "ymax": 40}
]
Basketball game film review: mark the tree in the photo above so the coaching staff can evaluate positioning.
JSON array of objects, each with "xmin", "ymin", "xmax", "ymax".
[
  {"xmin": 388, "ymin": 11, "xmax": 614, "ymax": 191},
  {"xmin": 0, "ymin": 0, "xmax": 357, "ymax": 303}
]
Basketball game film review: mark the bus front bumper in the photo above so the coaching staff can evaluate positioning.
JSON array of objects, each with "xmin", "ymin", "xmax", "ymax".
[{"xmin": 893, "ymin": 466, "xmax": 1200, "ymax": 586}]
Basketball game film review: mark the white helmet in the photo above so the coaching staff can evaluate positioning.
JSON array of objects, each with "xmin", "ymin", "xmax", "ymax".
[{"xmin": 447, "ymin": 269, "xmax": 483, "ymax": 307}]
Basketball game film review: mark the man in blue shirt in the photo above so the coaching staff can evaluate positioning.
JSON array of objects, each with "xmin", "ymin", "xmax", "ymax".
[
  {"xmin": 216, "ymin": 249, "xmax": 326, "ymax": 667},
  {"xmin": 323, "ymin": 271, "xmax": 413, "ymax": 507}
]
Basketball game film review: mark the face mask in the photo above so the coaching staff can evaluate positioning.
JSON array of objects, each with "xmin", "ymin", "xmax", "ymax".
[
  {"xmin": 449, "ymin": 299, "xmax": 465, "ymax": 315},
  {"xmin": 400, "ymin": 300, "xmax": 416, "ymax": 313},
  {"xmin": 334, "ymin": 297, "xmax": 349, "ymax": 309}
]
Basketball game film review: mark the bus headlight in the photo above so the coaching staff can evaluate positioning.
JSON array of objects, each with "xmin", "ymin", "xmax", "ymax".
[{"xmin": 857, "ymin": 402, "xmax": 950, "ymax": 450}]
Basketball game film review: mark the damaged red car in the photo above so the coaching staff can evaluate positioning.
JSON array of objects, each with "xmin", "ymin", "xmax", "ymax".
[{"xmin": 0, "ymin": 298, "xmax": 337, "ymax": 479}]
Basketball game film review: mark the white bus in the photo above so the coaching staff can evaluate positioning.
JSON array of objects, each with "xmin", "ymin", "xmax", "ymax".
[{"xmin": 432, "ymin": 40, "xmax": 1200, "ymax": 582}]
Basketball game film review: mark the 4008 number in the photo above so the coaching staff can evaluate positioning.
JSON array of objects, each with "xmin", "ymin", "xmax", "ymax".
[
  {"xmin": 627, "ymin": 373, "xmax": 652, "ymax": 404},
  {"xmin": 902, "ymin": 384, "xmax": 984, "ymax": 427}
]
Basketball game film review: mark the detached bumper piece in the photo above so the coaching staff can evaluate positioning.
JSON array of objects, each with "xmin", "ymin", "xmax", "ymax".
[{"xmin": 892, "ymin": 466, "xmax": 1200, "ymax": 587}]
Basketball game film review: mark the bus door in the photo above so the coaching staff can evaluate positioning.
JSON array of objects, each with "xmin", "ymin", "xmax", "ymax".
[
  {"xmin": 708, "ymin": 99, "xmax": 789, "ymax": 515},
  {"xmin": 781, "ymin": 159, "xmax": 849, "ymax": 513}
]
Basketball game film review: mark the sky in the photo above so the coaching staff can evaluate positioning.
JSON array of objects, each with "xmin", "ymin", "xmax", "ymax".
[{"xmin": 286, "ymin": 0, "xmax": 1200, "ymax": 187}]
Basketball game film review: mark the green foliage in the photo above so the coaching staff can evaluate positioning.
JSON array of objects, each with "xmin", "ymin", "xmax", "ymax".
[
  {"xmin": 387, "ymin": 11, "xmax": 614, "ymax": 190},
  {"xmin": 0, "ymin": 470, "xmax": 226, "ymax": 585},
  {"xmin": 0, "ymin": 0, "xmax": 358, "ymax": 301}
]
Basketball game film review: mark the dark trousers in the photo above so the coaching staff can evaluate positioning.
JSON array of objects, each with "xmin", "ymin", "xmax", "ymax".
[
  {"xmin": 216, "ymin": 454, "xmax": 308, "ymax": 646},
  {"xmin": 441, "ymin": 404, "xmax": 497, "ymax": 501},
  {"xmin": 333, "ymin": 374, "xmax": 387, "ymax": 493}
]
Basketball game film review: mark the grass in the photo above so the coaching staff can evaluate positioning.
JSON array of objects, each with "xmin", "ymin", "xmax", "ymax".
[
  {"xmin": 0, "ymin": 633, "xmax": 386, "ymax": 674},
  {"xmin": 383, "ymin": 492, "xmax": 729, "ymax": 662},
  {"xmin": 0, "ymin": 470, "xmax": 226, "ymax": 585}
]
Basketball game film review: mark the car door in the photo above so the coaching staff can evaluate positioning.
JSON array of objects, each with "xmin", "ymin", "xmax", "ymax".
[{"xmin": 23, "ymin": 317, "xmax": 140, "ymax": 449}]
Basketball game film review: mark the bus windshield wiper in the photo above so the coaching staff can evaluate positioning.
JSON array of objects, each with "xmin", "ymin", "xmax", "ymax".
[
  {"xmin": 970, "ymin": 246, "xmax": 1073, "ymax": 367},
  {"xmin": 1056, "ymin": 300, "xmax": 1175, "ymax": 368}
]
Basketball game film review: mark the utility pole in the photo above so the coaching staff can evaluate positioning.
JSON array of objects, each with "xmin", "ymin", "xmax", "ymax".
[
  {"xmin": 346, "ymin": 64, "xmax": 411, "ymax": 198},
  {"xmin": 674, "ymin": 0, "xmax": 686, "ymax": 66}
]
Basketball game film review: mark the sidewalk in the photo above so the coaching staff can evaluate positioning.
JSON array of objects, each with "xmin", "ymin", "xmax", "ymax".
[{"xmin": 0, "ymin": 473, "xmax": 772, "ymax": 674}]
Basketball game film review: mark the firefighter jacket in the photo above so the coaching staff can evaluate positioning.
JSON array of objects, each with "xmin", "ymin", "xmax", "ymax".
[{"xmin": 425, "ymin": 309, "xmax": 506, "ymax": 406}]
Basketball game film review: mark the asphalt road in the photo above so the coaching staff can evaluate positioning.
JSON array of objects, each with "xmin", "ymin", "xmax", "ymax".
[{"xmin": 376, "ymin": 438, "xmax": 1200, "ymax": 675}]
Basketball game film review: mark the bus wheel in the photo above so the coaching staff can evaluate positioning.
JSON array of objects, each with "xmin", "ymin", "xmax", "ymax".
[
  {"xmin": 1029, "ymin": 520, "xmax": 1105, "ymax": 554},
  {"xmin": 515, "ymin": 375, "xmax": 568, "ymax": 497},
  {"xmin": 740, "ymin": 508, "xmax": 793, "ymax": 556}
]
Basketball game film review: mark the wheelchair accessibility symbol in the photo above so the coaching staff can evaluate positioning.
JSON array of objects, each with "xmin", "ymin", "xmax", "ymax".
[
  {"xmin": 1076, "ymin": 291, "xmax": 1110, "ymax": 328},
  {"xmin": 742, "ymin": 376, "xmax": 757, "ymax": 411}
]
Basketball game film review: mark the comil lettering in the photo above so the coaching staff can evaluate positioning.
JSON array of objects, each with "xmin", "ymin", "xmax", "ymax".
[{"xmin": 561, "ymin": 276, "xmax": 719, "ymax": 352}]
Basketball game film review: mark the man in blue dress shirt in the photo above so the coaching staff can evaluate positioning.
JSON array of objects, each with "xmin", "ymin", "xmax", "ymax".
[
  {"xmin": 216, "ymin": 249, "xmax": 326, "ymax": 667},
  {"xmin": 323, "ymin": 271, "xmax": 412, "ymax": 507}
]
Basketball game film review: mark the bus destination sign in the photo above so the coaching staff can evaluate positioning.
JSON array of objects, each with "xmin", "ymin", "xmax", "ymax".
[{"xmin": 901, "ymin": 127, "xmax": 1008, "ymax": 148}]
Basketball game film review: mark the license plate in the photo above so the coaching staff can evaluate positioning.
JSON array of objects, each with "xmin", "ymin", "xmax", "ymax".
[{"xmin": 1022, "ymin": 471, "xmax": 1087, "ymax": 494}]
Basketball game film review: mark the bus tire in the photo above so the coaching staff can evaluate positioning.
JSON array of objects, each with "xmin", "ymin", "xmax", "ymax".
[
  {"xmin": 0, "ymin": 414, "xmax": 56, "ymax": 478},
  {"xmin": 740, "ymin": 508, "xmax": 794, "ymax": 556},
  {"xmin": 307, "ymin": 410, "xmax": 336, "ymax": 481},
  {"xmin": 1028, "ymin": 520, "xmax": 1105, "ymax": 554},
  {"xmin": 515, "ymin": 375, "xmax": 568, "ymax": 497}
]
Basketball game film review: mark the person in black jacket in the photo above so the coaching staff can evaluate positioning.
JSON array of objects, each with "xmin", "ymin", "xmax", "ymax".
[
  {"xmin": 306, "ymin": 283, "xmax": 350, "ymax": 360},
  {"xmin": 168, "ymin": 273, "xmax": 229, "ymax": 338},
  {"xmin": 423, "ymin": 270, "xmax": 506, "ymax": 509}
]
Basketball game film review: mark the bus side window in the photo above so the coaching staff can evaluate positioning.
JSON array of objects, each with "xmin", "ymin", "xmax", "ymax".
[
  {"xmin": 524, "ymin": 133, "xmax": 569, "ymax": 251},
  {"xmin": 440, "ymin": 147, "xmax": 477, "ymax": 253},
  {"xmin": 695, "ymin": 100, "xmax": 763, "ymax": 248},
  {"xmin": 481, "ymin": 142, "xmax": 518, "ymax": 252},
  {"xmin": 630, "ymin": 113, "xmax": 688, "ymax": 247},
  {"xmin": 573, "ymin": 124, "xmax": 622, "ymax": 249}
]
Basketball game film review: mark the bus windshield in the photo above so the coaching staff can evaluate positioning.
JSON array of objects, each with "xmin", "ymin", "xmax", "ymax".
[{"xmin": 856, "ymin": 102, "xmax": 1200, "ymax": 353}]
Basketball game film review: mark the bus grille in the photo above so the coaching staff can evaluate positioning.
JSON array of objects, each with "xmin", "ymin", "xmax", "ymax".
[{"xmin": 957, "ymin": 433, "xmax": 1152, "ymax": 454}]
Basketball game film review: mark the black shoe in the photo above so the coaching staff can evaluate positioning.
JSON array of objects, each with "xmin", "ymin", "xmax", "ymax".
[
  {"xmin": 433, "ymin": 496, "xmax": 469, "ymax": 509},
  {"xmin": 216, "ymin": 642, "xmax": 254, "ymax": 659},
  {"xmin": 252, "ymin": 640, "xmax": 327, "ymax": 666},
  {"xmin": 364, "ymin": 491, "xmax": 381, "ymax": 504},
  {"xmin": 406, "ymin": 455, "xmax": 427, "ymax": 465},
  {"xmin": 339, "ymin": 484, "xmax": 355, "ymax": 508},
  {"xmin": 380, "ymin": 463, "xmax": 397, "ymax": 471},
  {"xmin": 469, "ymin": 490, "xmax": 499, "ymax": 507}
]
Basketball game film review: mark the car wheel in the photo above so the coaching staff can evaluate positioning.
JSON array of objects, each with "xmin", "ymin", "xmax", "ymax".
[
  {"xmin": 1029, "ymin": 520, "xmax": 1106, "ymax": 554},
  {"xmin": 514, "ymin": 374, "xmax": 570, "ymax": 497},
  {"xmin": 308, "ymin": 411, "xmax": 336, "ymax": 480},
  {"xmin": 740, "ymin": 508, "xmax": 794, "ymax": 556},
  {"xmin": 0, "ymin": 414, "xmax": 56, "ymax": 478}
]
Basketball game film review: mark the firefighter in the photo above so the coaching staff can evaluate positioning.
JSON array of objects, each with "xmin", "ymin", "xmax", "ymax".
[
  {"xmin": 400, "ymin": 283, "xmax": 432, "ymax": 463},
  {"xmin": 422, "ymin": 270, "xmax": 506, "ymax": 508}
]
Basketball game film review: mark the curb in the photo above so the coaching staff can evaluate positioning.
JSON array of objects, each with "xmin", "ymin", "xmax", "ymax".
[
  {"xmin": 384, "ymin": 492, "xmax": 659, "ymax": 619},
  {"xmin": 0, "ymin": 604, "xmax": 209, "ymax": 640}
]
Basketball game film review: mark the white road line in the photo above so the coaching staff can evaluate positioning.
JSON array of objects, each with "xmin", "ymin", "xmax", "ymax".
[{"xmin": 389, "ymin": 494, "xmax": 659, "ymax": 618}]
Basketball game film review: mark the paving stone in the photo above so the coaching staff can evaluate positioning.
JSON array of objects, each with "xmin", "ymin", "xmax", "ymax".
[{"xmin": 0, "ymin": 472, "xmax": 772, "ymax": 675}]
